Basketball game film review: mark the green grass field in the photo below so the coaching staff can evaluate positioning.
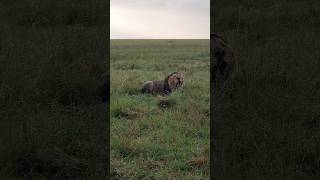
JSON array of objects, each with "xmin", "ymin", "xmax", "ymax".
[
  {"xmin": 110, "ymin": 39, "xmax": 210, "ymax": 179},
  {"xmin": 213, "ymin": 0, "xmax": 320, "ymax": 179}
]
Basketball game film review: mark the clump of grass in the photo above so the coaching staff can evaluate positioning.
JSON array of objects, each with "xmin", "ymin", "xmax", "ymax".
[
  {"xmin": 157, "ymin": 96, "xmax": 177, "ymax": 110},
  {"xmin": 188, "ymin": 155, "xmax": 208, "ymax": 168},
  {"xmin": 116, "ymin": 107, "xmax": 149, "ymax": 120}
]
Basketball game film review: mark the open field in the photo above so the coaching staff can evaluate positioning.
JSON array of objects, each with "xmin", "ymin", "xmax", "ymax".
[
  {"xmin": 110, "ymin": 39, "xmax": 210, "ymax": 179},
  {"xmin": 0, "ymin": 1, "xmax": 107, "ymax": 179},
  {"xmin": 213, "ymin": 0, "xmax": 320, "ymax": 179}
]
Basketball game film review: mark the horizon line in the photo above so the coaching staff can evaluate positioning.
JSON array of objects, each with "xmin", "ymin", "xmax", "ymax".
[{"xmin": 110, "ymin": 38, "xmax": 210, "ymax": 40}]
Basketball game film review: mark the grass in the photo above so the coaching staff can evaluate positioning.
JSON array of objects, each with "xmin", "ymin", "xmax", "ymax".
[
  {"xmin": 0, "ymin": 0, "xmax": 108, "ymax": 179},
  {"xmin": 213, "ymin": 0, "xmax": 320, "ymax": 179},
  {"xmin": 110, "ymin": 39, "xmax": 210, "ymax": 179}
]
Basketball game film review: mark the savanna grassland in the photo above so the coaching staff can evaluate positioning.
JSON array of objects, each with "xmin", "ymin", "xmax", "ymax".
[
  {"xmin": 213, "ymin": 0, "xmax": 320, "ymax": 179},
  {"xmin": 0, "ymin": 1, "xmax": 108, "ymax": 179},
  {"xmin": 110, "ymin": 40, "xmax": 210, "ymax": 179}
]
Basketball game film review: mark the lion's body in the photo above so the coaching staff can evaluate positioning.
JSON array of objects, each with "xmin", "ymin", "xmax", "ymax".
[
  {"xmin": 212, "ymin": 33, "xmax": 237, "ymax": 92},
  {"xmin": 141, "ymin": 80, "xmax": 169, "ymax": 95},
  {"xmin": 141, "ymin": 72, "xmax": 184, "ymax": 95}
]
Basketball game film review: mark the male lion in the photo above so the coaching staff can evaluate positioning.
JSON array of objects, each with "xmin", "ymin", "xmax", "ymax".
[
  {"xmin": 211, "ymin": 33, "xmax": 237, "ymax": 92},
  {"xmin": 141, "ymin": 72, "xmax": 184, "ymax": 95}
]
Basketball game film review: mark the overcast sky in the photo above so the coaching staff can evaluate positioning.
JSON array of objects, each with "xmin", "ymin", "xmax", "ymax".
[{"xmin": 111, "ymin": 0, "xmax": 210, "ymax": 39}]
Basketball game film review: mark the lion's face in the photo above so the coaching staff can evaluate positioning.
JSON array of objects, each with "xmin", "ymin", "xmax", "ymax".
[{"xmin": 166, "ymin": 72, "xmax": 184, "ymax": 90}]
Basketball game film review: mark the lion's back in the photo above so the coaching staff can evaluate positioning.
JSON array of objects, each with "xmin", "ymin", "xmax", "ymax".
[{"xmin": 141, "ymin": 80, "xmax": 164, "ymax": 94}]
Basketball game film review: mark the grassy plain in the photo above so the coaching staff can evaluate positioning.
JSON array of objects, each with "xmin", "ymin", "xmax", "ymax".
[
  {"xmin": 213, "ymin": 0, "xmax": 320, "ymax": 179},
  {"xmin": 110, "ymin": 39, "xmax": 210, "ymax": 179}
]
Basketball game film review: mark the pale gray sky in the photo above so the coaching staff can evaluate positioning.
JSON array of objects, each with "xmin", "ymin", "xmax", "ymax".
[{"xmin": 111, "ymin": 0, "xmax": 210, "ymax": 39}]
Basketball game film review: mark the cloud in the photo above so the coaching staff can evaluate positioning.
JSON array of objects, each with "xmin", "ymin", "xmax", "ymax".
[
  {"xmin": 111, "ymin": 0, "xmax": 210, "ymax": 39},
  {"xmin": 111, "ymin": 0, "xmax": 165, "ymax": 6}
]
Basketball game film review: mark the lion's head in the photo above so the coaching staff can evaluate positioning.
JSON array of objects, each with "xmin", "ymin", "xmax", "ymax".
[
  {"xmin": 165, "ymin": 72, "xmax": 184, "ymax": 90},
  {"xmin": 211, "ymin": 33, "xmax": 237, "ymax": 93}
]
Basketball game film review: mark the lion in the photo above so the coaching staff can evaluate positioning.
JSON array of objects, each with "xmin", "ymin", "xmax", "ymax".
[
  {"xmin": 141, "ymin": 72, "xmax": 184, "ymax": 95},
  {"xmin": 211, "ymin": 33, "xmax": 237, "ymax": 93}
]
